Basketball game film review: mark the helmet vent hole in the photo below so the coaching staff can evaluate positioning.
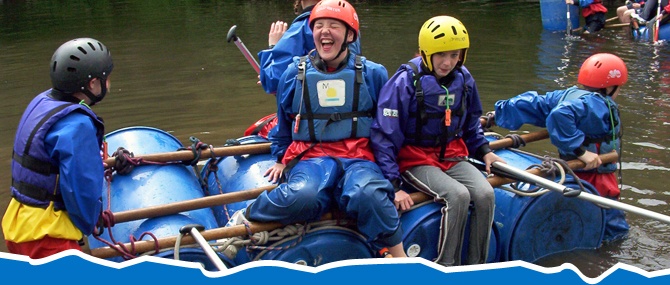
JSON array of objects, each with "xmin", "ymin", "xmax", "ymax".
[
  {"xmin": 451, "ymin": 26, "xmax": 458, "ymax": 35},
  {"xmin": 52, "ymin": 62, "xmax": 57, "ymax": 72},
  {"xmin": 70, "ymin": 55, "xmax": 80, "ymax": 61},
  {"xmin": 98, "ymin": 42, "xmax": 105, "ymax": 51},
  {"xmin": 431, "ymin": 24, "xmax": 440, "ymax": 33},
  {"xmin": 88, "ymin": 42, "xmax": 96, "ymax": 51},
  {"xmin": 67, "ymin": 67, "xmax": 77, "ymax": 73},
  {"xmin": 594, "ymin": 61, "xmax": 602, "ymax": 68},
  {"xmin": 77, "ymin": 47, "xmax": 87, "ymax": 54},
  {"xmin": 434, "ymin": 33, "xmax": 445, "ymax": 40}
]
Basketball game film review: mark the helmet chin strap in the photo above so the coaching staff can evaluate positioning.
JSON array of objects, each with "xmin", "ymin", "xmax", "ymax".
[
  {"xmin": 82, "ymin": 78, "xmax": 108, "ymax": 106},
  {"xmin": 607, "ymin": 86, "xmax": 619, "ymax": 97}
]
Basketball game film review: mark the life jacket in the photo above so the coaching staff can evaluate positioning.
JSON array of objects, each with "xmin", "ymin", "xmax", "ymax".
[
  {"xmin": 290, "ymin": 54, "xmax": 374, "ymax": 142},
  {"xmin": 582, "ymin": 0, "xmax": 608, "ymax": 18},
  {"xmin": 558, "ymin": 89, "xmax": 619, "ymax": 173},
  {"xmin": 11, "ymin": 90, "xmax": 104, "ymax": 210},
  {"xmin": 404, "ymin": 58, "xmax": 470, "ymax": 161}
]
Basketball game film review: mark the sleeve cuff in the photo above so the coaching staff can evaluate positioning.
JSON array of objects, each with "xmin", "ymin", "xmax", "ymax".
[{"xmin": 573, "ymin": 146, "xmax": 586, "ymax": 157}]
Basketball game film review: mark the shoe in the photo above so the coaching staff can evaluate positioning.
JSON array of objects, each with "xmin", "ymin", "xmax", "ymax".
[{"xmin": 217, "ymin": 209, "xmax": 249, "ymax": 259}]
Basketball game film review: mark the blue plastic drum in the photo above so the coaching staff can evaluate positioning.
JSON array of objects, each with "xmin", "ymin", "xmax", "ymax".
[
  {"xmin": 235, "ymin": 226, "xmax": 376, "ymax": 266},
  {"xmin": 633, "ymin": 24, "xmax": 670, "ymax": 42},
  {"xmin": 540, "ymin": 0, "xmax": 580, "ymax": 31},
  {"xmin": 201, "ymin": 135, "xmax": 275, "ymax": 226},
  {"xmin": 400, "ymin": 202, "xmax": 500, "ymax": 263},
  {"xmin": 88, "ymin": 127, "xmax": 220, "ymax": 264},
  {"xmin": 492, "ymin": 147, "xmax": 605, "ymax": 262}
]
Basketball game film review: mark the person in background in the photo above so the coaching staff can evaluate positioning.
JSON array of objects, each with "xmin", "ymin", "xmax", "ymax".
[
  {"xmin": 247, "ymin": 0, "xmax": 361, "ymax": 139},
  {"xmin": 371, "ymin": 16, "xmax": 503, "ymax": 266},
  {"xmin": 566, "ymin": 0, "xmax": 608, "ymax": 34},
  {"xmin": 617, "ymin": 0, "xmax": 645, "ymax": 24},
  {"xmin": 223, "ymin": 0, "xmax": 407, "ymax": 259},
  {"xmin": 2, "ymin": 38, "xmax": 132, "ymax": 259},
  {"xmin": 492, "ymin": 53, "xmax": 630, "ymax": 242}
]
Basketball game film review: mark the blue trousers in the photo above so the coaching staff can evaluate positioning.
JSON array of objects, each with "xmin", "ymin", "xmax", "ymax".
[{"xmin": 247, "ymin": 156, "xmax": 403, "ymax": 249}]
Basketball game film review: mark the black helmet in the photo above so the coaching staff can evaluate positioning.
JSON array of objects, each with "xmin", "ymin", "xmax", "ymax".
[{"xmin": 50, "ymin": 38, "xmax": 113, "ymax": 94}]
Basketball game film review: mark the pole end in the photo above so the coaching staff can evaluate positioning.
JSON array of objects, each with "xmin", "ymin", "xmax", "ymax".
[{"xmin": 227, "ymin": 25, "xmax": 238, "ymax": 43}]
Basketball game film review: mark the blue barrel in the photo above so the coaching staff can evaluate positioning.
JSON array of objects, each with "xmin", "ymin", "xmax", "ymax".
[
  {"xmin": 540, "ymin": 0, "xmax": 580, "ymax": 31},
  {"xmin": 400, "ymin": 202, "xmax": 500, "ymax": 263},
  {"xmin": 634, "ymin": 24, "xmax": 670, "ymax": 42},
  {"xmin": 88, "ymin": 127, "xmax": 221, "ymax": 268},
  {"xmin": 492, "ymin": 147, "xmax": 605, "ymax": 262},
  {"xmin": 201, "ymin": 135, "xmax": 275, "ymax": 227},
  {"xmin": 235, "ymin": 227, "xmax": 375, "ymax": 266}
]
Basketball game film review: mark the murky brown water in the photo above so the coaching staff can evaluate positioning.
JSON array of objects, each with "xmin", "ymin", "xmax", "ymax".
[{"xmin": 1, "ymin": 0, "xmax": 669, "ymax": 277}]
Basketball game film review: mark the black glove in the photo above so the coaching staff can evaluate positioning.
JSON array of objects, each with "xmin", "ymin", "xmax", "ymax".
[{"xmin": 112, "ymin": 147, "xmax": 135, "ymax": 175}]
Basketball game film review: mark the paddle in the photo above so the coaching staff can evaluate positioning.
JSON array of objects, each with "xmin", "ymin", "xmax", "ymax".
[
  {"xmin": 227, "ymin": 25, "xmax": 261, "ymax": 74},
  {"xmin": 567, "ymin": 4, "xmax": 572, "ymax": 36},
  {"xmin": 490, "ymin": 160, "xmax": 670, "ymax": 225}
]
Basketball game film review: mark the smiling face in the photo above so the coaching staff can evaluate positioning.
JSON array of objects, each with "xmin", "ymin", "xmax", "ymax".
[
  {"xmin": 312, "ymin": 18, "xmax": 353, "ymax": 67},
  {"xmin": 431, "ymin": 50, "xmax": 461, "ymax": 79}
]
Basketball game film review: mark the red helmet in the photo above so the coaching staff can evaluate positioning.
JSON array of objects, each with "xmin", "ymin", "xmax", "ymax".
[
  {"xmin": 309, "ymin": 0, "xmax": 359, "ymax": 41},
  {"xmin": 577, "ymin": 53, "xmax": 628, "ymax": 88}
]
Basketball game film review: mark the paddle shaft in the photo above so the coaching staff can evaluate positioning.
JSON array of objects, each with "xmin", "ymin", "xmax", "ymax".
[
  {"xmin": 410, "ymin": 151, "xmax": 618, "ymax": 204},
  {"xmin": 567, "ymin": 4, "xmax": 572, "ymax": 35},
  {"xmin": 181, "ymin": 225, "xmax": 228, "ymax": 271},
  {"xmin": 227, "ymin": 25, "xmax": 260, "ymax": 74},
  {"xmin": 103, "ymin": 142, "xmax": 270, "ymax": 169},
  {"xmin": 491, "ymin": 160, "xmax": 670, "ymax": 225},
  {"xmin": 655, "ymin": 0, "xmax": 662, "ymax": 42}
]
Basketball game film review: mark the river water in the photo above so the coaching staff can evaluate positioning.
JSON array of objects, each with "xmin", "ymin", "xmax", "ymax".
[{"xmin": 1, "ymin": 0, "xmax": 669, "ymax": 278}]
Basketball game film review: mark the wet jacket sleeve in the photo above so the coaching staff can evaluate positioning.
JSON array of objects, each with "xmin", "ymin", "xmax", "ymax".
[
  {"xmin": 459, "ymin": 75, "xmax": 491, "ymax": 160},
  {"xmin": 546, "ymin": 95, "xmax": 613, "ymax": 156},
  {"xmin": 269, "ymin": 62, "xmax": 300, "ymax": 161},
  {"xmin": 494, "ymin": 90, "xmax": 563, "ymax": 130},
  {"xmin": 258, "ymin": 19, "xmax": 314, "ymax": 95},
  {"xmin": 45, "ymin": 112, "xmax": 103, "ymax": 236},
  {"xmin": 370, "ymin": 66, "xmax": 410, "ymax": 182}
]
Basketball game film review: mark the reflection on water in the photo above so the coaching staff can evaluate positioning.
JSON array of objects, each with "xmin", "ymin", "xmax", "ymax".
[{"xmin": 1, "ymin": 0, "xmax": 670, "ymax": 278}]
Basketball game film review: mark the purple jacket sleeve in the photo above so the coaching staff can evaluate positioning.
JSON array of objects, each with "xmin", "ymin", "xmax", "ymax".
[{"xmin": 371, "ymin": 66, "xmax": 413, "ymax": 182}]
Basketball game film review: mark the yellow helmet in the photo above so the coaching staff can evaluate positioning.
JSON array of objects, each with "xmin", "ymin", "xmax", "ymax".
[{"xmin": 418, "ymin": 16, "xmax": 469, "ymax": 72}]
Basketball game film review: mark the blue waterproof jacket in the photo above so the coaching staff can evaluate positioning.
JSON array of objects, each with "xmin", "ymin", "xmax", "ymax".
[
  {"xmin": 258, "ymin": 6, "xmax": 361, "ymax": 95},
  {"xmin": 271, "ymin": 52, "xmax": 387, "ymax": 160},
  {"xmin": 494, "ymin": 86, "xmax": 620, "ymax": 173},
  {"xmin": 371, "ymin": 57, "xmax": 490, "ymax": 182},
  {"xmin": 10, "ymin": 90, "xmax": 105, "ymax": 235}
]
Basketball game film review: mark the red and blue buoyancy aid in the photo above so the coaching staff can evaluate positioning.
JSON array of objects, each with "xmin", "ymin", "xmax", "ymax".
[
  {"xmin": 404, "ymin": 58, "xmax": 470, "ymax": 160},
  {"xmin": 11, "ymin": 90, "xmax": 104, "ymax": 210},
  {"xmin": 580, "ymin": 0, "xmax": 608, "ymax": 18},
  {"xmin": 558, "ymin": 88, "xmax": 620, "ymax": 173},
  {"xmin": 290, "ymin": 54, "xmax": 374, "ymax": 142}
]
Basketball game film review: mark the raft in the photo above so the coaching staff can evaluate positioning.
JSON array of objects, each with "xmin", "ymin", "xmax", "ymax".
[
  {"xmin": 632, "ymin": 23, "xmax": 670, "ymax": 41},
  {"xmin": 88, "ymin": 126, "xmax": 606, "ymax": 268}
]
